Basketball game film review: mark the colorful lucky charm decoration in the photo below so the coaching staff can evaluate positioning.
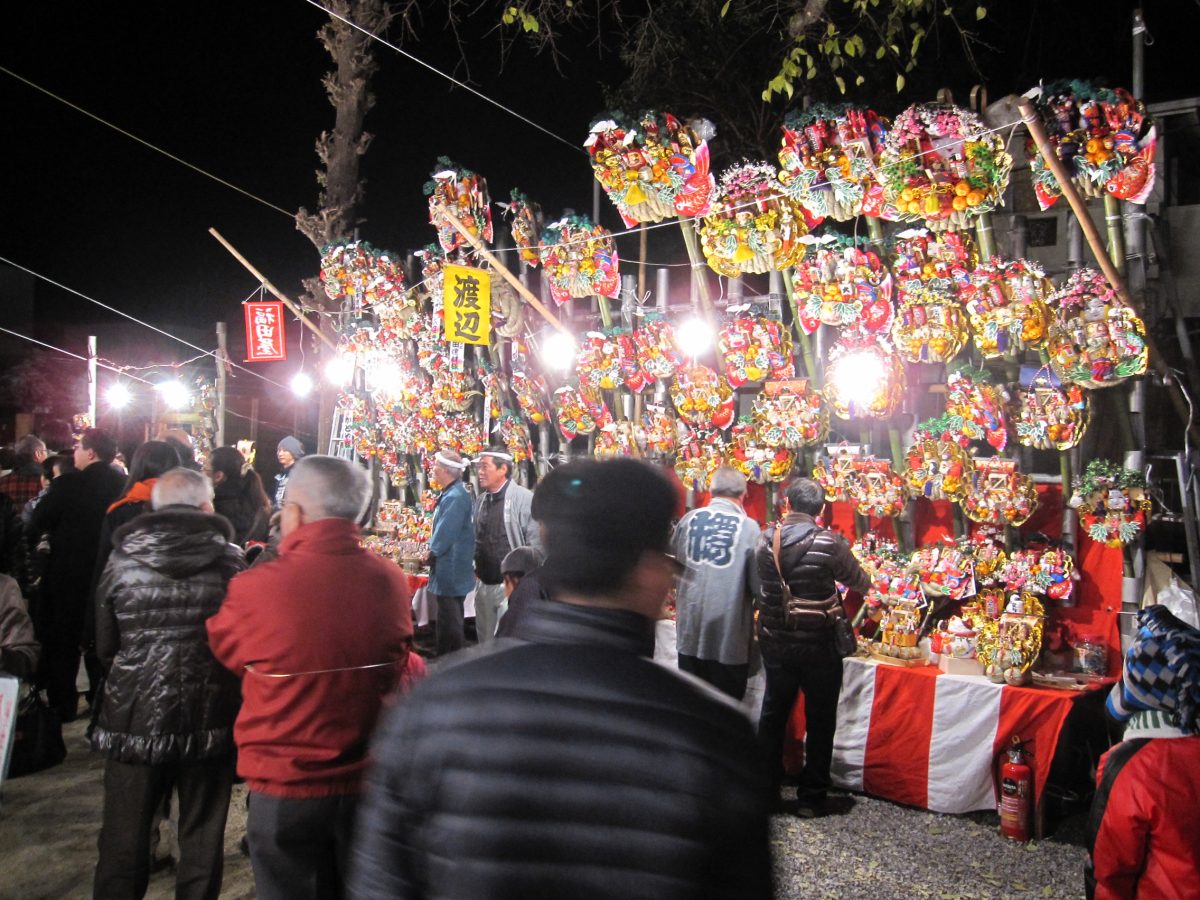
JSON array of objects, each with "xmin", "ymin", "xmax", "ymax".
[
  {"xmin": 1046, "ymin": 269, "xmax": 1147, "ymax": 389},
  {"xmin": 594, "ymin": 420, "xmax": 641, "ymax": 459},
  {"xmin": 823, "ymin": 336, "xmax": 906, "ymax": 420},
  {"xmin": 777, "ymin": 104, "xmax": 891, "ymax": 221},
  {"xmin": 878, "ymin": 103, "xmax": 1013, "ymax": 230},
  {"xmin": 846, "ymin": 458, "xmax": 907, "ymax": 518},
  {"xmin": 633, "ymin": 317, "xmax": 684, "ymax": 380},
  {"xmin": 675, "ymin": 429, "xmax": 727, "ymax": 491},
  {"xmin": 1069, "ymin": 460, "xmax": 1152, "ymax": 547},
  {"xmin": 585, "ymin": 111, "xmax": 715, "ymax": 225},
  {"xmin": 912, "ymin": 539, "xmax": 976, "ymax": 600},
  {"xmin": 669, "ymin": 365, "xmax": 735, "ymax": 430},
  {"xmin": 538, "ymin": 215, "xmax": 620, "ymax": 306},
  {"xmin": 751, "ymin": 381, "xmax": 828, "ymax": 448},
  {"xmin": 967, "ymin": 530, "xmax": 1008, "ymax": 587},
  {"xmin": 902, "ymin": 431, "xmax": 974, "ymax": 502},
  {"xmin": 503, "ymin": 189, "xmax": 543, "ymax": 268},
  {"xmin": 553, "ymin": 386, "xmax": 598, "ymax": 442},
  {"xmin": 889, "ymin": 229, "xmax": 977, "ymax": 290},
  {"xmin": 790, "ymin": 238, "xmax": 894, "ymax": 334},
  {"xmin": 1002, "ymin": 544, "xmax": 1076, "ymax": 603},
  {"xmin": 1027, "ymin": 82, "xmax": 1156, "ymax": 209},
  {"xmin": 814, "ymin": 445, "xmax": 860, "ymax": 503},
  {"xmin": 976, "ymin": 594, "xmax": 1045, "ymax": 684},
  {"xmin": 700, "ymin": 162, "xmax": 809, "ymax": 277},
  {"xmin": 963, "ymin": 258, "xmax": 1052, "ymax": 359},
  {"xmin": 727, "ymin": 417, "xmax": 793, "ymax": 484},
  {"xmin": 1014, "ymin": 369, "xmax": 1090, "ymax": 450},
  {"xmin": 425, "ymin": 158, "xmax": 493, "ymax": 254},
  {"xmin": 319, "ymin": 240, "xmax": 409, "ymax": 309},
  {"xmin": 640, "ymin": 404, "xmax": 678, "ymax": 457},
  {"xmin": 511, "ymin": 369, "xmax": 550, "ymax": 425},
  {"xmin": 871, "ymin": 572, "xmax": 928, "ymax": 662},
  {"xmin": 717, "ymin": 316, "xmax": 792, "ymax": 387},
  {"xmin": 961, "ymin": 457, "xmax": 1039, "ymax": 526},
  {"xmin": 944, "ymin": 369, "xmax": 1010, "ymax": 451},
  {"xmin": 576, "ymin": 331, "xmax": 624, "ymax": 391},
  {"xmin": 496, "ymin": 413, "xmax": 534, "ymax": 464},
  {"xmin": 891, "ymin": 285, "xmax": 969, "ymax": 363},
  {"xmin": 614, "ymin": 330, "xmax": 651, "ymax": 393}
]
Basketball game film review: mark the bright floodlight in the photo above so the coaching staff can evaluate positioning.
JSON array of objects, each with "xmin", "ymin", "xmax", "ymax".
[
  {"xmin": 830, "ymin": 350, "xmax": 887, "ymax": 409},
  {"xmin": 291, "ymin": 372, "xmax": 314, "ymax": 398},
  {"xmin": 368, "ymin": 360, "xmax": 404, "ymax": 396},
  {"xmin": 325, "ymin": 353, "xmax": 355, "ymax": 386},
  {"xmin": 105, "ymin": 383, "xmax": 132, "ymax": 410},
  {"xmin": 676, "ymin": 317, "xmax": 714, "ymax": 358},
  {"xmin": 542, "ymin": 331, "xmax": 578, "ymax": 373},
  {"xmin": 157, "ymin": 380, "xmax": 190, "ymax": 410}
]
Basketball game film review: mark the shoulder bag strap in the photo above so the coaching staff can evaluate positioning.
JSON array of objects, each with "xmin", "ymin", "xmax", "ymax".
[
  {"xmin": 771, "ymin": 524, "xmax": 819, "ymax": 592},
  {"xmin": 1083, "ymin": 737, "xmax": 1151, "ymax": 899}
]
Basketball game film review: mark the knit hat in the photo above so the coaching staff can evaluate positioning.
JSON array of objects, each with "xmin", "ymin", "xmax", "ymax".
[
  {"xmin": 277, "ymin": 436, "xmax": 306, "ymax": 459},
  {"xmin": 1107, "ymin": 604, "xmax": 1200, "ymax": 735},
  {"xmin": 501, "ymin": 546, "xmax": 545, "ymax": 578}
]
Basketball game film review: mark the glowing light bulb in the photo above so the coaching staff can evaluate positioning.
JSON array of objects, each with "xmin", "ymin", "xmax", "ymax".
[
  {"xmin": 325, "ymin": 353, "xmax": 355, "ymax": 386},
  {"xmin": 675, "ymin": 317, "xmax": 714, "ymax": 358},
  {"xmin": 105, "ymin": 383, "xmax": 132, "ymax": 410},
  {"xmin": 157, "ymin": 380, "xmax": 190, "ymax": 410},
  {"xmin": 291, "ymin": 372, "xmax": 314, "ymax": 398},
  {"xmin": 831, "ymin": 350, "xmax": 887, "ymax": 410},
  {"xmin": 542, "ymin": 331, "xmax": 578, "ymax": 373}
]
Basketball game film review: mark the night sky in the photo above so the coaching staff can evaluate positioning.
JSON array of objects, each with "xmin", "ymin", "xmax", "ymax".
[{"xmin": 1, "ymin": 0, "xmax": 1197, "ymax": 448}]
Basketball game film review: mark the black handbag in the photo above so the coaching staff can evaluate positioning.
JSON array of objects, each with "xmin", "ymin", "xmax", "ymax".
[
  {"xmin": 7, "ymin": 687, "xmax": 66, "ymax": 778},
  {"xmin": 832, "ymin": 611, "xmax": 858, "ymax": 658}
]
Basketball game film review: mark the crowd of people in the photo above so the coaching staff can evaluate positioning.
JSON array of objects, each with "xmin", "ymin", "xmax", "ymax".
[{"xmin": 0, "ymin": 429, "xmax": 1196, "ymax": 899}]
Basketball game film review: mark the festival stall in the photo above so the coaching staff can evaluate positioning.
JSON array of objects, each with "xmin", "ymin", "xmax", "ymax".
[{"xmin": 308, "ymin": 83, "xmax": 1164, "ymax": 823}]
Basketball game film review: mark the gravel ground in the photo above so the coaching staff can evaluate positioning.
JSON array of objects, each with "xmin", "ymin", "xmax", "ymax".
[{"xmin": 1, "ymin": 719, "xmax": 1088, "ymax": 899}]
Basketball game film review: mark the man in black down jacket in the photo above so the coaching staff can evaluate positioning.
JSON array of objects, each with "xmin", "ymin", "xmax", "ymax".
[
  {"xmin": 91, "ymin": 467, "xmax": 245, "ymax": 900},
  {"xmin": 756, "ymin": 477, "xmax": 870, "ymax": 818},
  {"xmin": 351, "ymin": 459, "xmax": 773, "ymax": 900}
]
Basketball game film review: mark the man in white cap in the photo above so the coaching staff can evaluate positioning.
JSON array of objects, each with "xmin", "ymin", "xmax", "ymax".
[
  {"xmin": 471, "ymin": 449, "xmax": 540, "ymax": 642},
  {"xmin": 426, "ymin": 449, "xmax": 475, "ymax": 655}
]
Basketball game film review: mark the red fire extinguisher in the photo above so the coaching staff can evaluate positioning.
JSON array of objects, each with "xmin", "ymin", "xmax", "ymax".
[{"xmin": 999, "ymin": 736, "xmax": 1032, "ymax": 842}]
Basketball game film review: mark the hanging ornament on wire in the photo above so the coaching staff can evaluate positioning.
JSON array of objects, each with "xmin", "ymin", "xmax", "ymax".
[{"xmin": 700, "ymin": 162, "xmax": 811, "ymax": 277}]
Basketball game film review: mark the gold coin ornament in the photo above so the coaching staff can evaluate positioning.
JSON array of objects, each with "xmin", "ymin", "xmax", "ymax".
[
  {"xmin": 963, "ymin": 258, "xmax": 1052, "ymax": 359},
  {"xmin": 903, "ymin": 421, "xmax": 975, "ymax": 502},
  {"xmin": 425, "ymin": 158, "xmax": 493, "ymax": 254},
  {"xmin": 976, "ymin": 593, "xmax": 1045, "ymax": 684},
  {"xmin": 585, "ymin": 112, "xmax": 716, "ymax": 225},
  {"xmin": 751, "ymin": 381, "xmax": 828, "ymax": 449},
  {"xmin": 539, "ymin": 215, "xmax": 620, "ymax": 306},
  {"xmin": 1014, "ymin": 369, "xmax": 1090, "ymax": 450},
  {"xmin": 891, "ymin": 284, "xmax": 969, "ymax": 364},
  {"xmin": 777, "ymin": 104, "xmax": 892, "ymax": 222},
  {"xmin": 961, "ymin": 457, "xmax": 1039, "ymax": 526},
  {"xmin": 669, "ymin": 365, "xmax": 736, "ymax": 430},
  {"xmin": 1068, "ymin": 460, "xmax": 1152, "ymax": 547},
  {"xmin": 503, "ymin": 189, "xmax": 543, "ymax": 268},
  {"xmin": 878, "ymin": 103, "xmax": 1013, "ymax": 231},
  {"xmin": 790, "ymin": 237, "xmax": 894, "ymax": 335},
  {"xmin": 823, "ymin": 336, "xmax": 906, "ymax": 420},
  {"xmin": 945, "ymin": 369, "xmax": 1011, "ymax": 452},
  {"xmin": 727, "ymin": 417, "xmax": 793, "ymax": 484},
  {"xmin": 675, "ymin": 428, "xmax": 728, "ymax": 492},
  {"xmin": 1027, "ymin": 82, "xmax": 1156, "ymax": 209},
  {"xmin": 1046, "ymin": 269, "xmax": 1148, "ymax": 389},
  {"xmin": 700, "ymin": 162, "xmax": 810, "ymax": 277},
  {"xmin": 718, "ymin": 316, "xmax": 793, "ymax": 388}
]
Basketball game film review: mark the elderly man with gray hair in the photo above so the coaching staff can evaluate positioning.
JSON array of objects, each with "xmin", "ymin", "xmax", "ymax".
[
  {"xmin": 207, "ymin": 455, "xmax": 413, "ymax": 900},
  {"xmin": 92, "ymin": 466, "xmax": 245, "ymax": 900},
  {"xmin": 671, "ymin": 466, "xmax": 762, "ymax": 701}
]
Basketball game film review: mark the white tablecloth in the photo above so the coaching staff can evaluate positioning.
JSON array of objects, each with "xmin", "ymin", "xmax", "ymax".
[{"xmin": 411, "ymin": 586, "xmax": 476, "ymax": 628}]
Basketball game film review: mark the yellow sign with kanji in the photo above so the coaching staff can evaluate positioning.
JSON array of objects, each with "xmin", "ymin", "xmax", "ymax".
[{"xmin": 443, "ymin": 264, "xmax": 491, "ymax": 346}]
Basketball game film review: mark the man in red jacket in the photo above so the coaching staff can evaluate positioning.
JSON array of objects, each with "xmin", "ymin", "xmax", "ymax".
[{"xmin": 207, "ymin": 455, "xmax": 412, "ymax": 900}]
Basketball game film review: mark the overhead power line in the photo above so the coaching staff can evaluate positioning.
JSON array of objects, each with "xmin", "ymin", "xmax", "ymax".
[{"xmin": 0, "ymin": 325, "xmax": 154, "ymax": 384}]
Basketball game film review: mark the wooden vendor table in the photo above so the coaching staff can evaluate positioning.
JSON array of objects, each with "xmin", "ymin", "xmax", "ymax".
[{"xmin": 785, "ymin": 657, "xmax": 1111, "ymax": 822}]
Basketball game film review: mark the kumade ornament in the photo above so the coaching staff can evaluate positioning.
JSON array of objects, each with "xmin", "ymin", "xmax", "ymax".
[
  {"xmin": 585, "ymin": 111, "xmax": 716, "ymax": 225},
  {"xmin": 845, "ymin": 458, "xmax": 907, "ymax": 518},
  {"xmin": 878, "ymin": 103, "xmax": 1013, "ymax": 231},
  {"xmin": 891, "ymin": 284, "xmax": 969, "ymax": 364},
  {"xmin": 727, "ymin": 417, "xmax": 793, "ymax": 484},
  {"xmin": 888, "ymin": 229, "xmax": 977, "ymax": 291},
  {"xmin": 963, "ymin": 258, "xmax": 1052, "ymax": 359},
  {"xmin": 576, "ymin": 331, "xmax": 624, "ymax": 391},
  {"xmin": 633, "ymin": 317, "xmax": 684, "ymax": 380},
  {"xmin": 503, "ymin": 189, "xmax": 543, "ymax": 268},
  {"xmin": 902, "ymin": 431, "xmax": 974, "ymax": 502},
  {"xmin": 553, "ymin": 385, "xmax": 598, "ymax": 441},
  {"xmin": 1026, "ymin": 81, "xmax": 1156, "ymax": 209},
  {"xmin": 594, "ymin": 420, "xmax": 641, "ymax": 459},
  {"xmin": 640, "ymin": 404, "xmax": 679, "ymax": 457},
  {"xmin": 823, "ymin": 336, "xmax": 906, "ymax": 420},
  {"xmin": 1002, "ymin": 543, "xmax": 1076, "ymax": 603},
  {"xmin": 961, "ymin": 457, "xmax": 1039, "ymax": 526},
  {"xmin": 751, "ymin": 381, "xmax": 828, "ymax": 449},
  {"xmin": 1013, "ymin": 369, "xmax": 1090, "ymax": 451},
  {"xmin": 539, "ymin": 215, "xmax": 620, "ymax": 305},
  {"xmin": 912, "ymin": 539, "xmax": 976, "ymax": 600},
  {"xmin": 944, "ymin": 369, "xmax": 1011, "ymax": 451},
  {"xmin": 1068, "ymin": 459, "xmax": 1151, "ymax": 547},
  {"xmin": 319, "ymin": 240, "xmax": 409, "ymax": 310},
  {"xmin": 1046, "ymin": 269, "xmax": 1147, "ymax": 389},
  {"xmin": 700, "ymin": 162, "xmax": 810, "ymax": 277},
  {"xmin": 675, "ymin": 428, "xmax": 727, "ymax": 492},
  {"xmin": 669, "ymin": 365, "xmax": 735, "ymax": 430},
  {"xmin": 717, "ymin": 316, "xmax": 793, "ymax": 388},
  {"xmin": 777, "ymin": 104, "xmax": 892, "ymax": 221},
  {"xmin": 790, "ymin": 238, "xmax": 894, "ymax": 335},
  {"xmin": 425, "ymin": 158, "xmax": 493, "ymax": 254}
]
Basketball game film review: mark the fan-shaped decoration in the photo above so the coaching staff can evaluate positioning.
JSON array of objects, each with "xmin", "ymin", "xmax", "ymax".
[
  {"xmin": 790, "ymin": 237, "xmax": 893, "ymax": 335},
  {"xmin": 751, "ymin": 381, "xmax": 828, "ymax": 448},
  {"xmin": 504, "ymin": 189, "xmax": 543, "ymax": 267},
  {"xmin": 878, "ymin": 103, "xmax": 1012, "ymax": 231},
  {"xmin": 669, "ymin": 365, "xmax": 735, "ymax": 430},
  {"xmin": 962, "ymin": 457, "xmax": 1039, "ymax": 526},
  {"xmin": 891, "ymin": 284, "xmax": 969, "ymax": 363},
  {"xmin": 1027, "ymin": 81, "xmax": 1156, "ymax": 209},
  {"xmin": 945, "ymin": 369, "xmax": 1010, "ymax": 452},
  {"xmin": 717, "ymin": 316, "xmax": 793, "ymax": 388},
  {"xmin": 585, "ymin": 111, "xmax": 716, "ymax": 225},
  {"xmin": 700, "ymin": 162, "xmax": 809, "ymax": 276},
  {"xmin": 640, "ymin": 404, "xmax": 679, "ymax": 457},
  {"xmin": 539, "ymin": 215, "xmax": 620, "ymax": 305},
  {"xmin": 778, "ymin": 104, "xmax": 891, "ymax": 221},
  {"xmin": 633, "ymin": 317, "xmax": 684, "ymax": 380},
  {"xmin": 727, "ymin": 417, "xmax": 793, "ymax": 484},
  {"xmin": 1068, "ymin": 460, "xmax": 1152, "ymax": 547},
  {"xmin": 1046, "ymin": 269, "xmax": 1147, "ymax": 389},
  {"xmin": 963, "ymin": 258, "xmax": 1052, "ymax": 359},
  {"xmin": 425, "ymin": 158, "xmax": 493, "ymax": 253},
  {"xmin": 823, "ymin": 336, "xmax": 907, "ymax": 420},
  {"xmin": 675, "ymin": 428, "xmax": 727, "ymax": 491},
  {"xmin": 889, "ymin": 229, "xmax": 978, "ymax": 290},
  {"xmin": 902, "ymin": 436, "xmax": 974, "ymax": 502},
  {"xmin": 1014, "ymin": 369, "xmax": 1090, "ymax": 450},
  {"xmin": 320, "ymin": 240, "xmax": 409, "ymax": 310}
]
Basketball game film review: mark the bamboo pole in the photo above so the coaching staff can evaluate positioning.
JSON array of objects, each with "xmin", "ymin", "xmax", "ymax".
[
  {"xmin": 208, "ymin": 228, "xmax": 336, "ymax": 351},
  {"xmin": 781, "ymin": 269, "xmax": 817, "ymax": 380},
  {"xmin": 1018, "ymin": 98, "xmax": 1200, "ymax": 447},
  {"xmin": 974, "ymin": 213, "xmax": 997, "ymax": 262},
  {"xmin": 677, "ymin": 216, "xmax": 717, "ymax": 327},
  {"xmin": 1103, "ymin": 195, "xmax": 1128, "ymax": 277},
  {"xmin": 438, "ymin": 208, "xmax": 568, "ymax": 334}
]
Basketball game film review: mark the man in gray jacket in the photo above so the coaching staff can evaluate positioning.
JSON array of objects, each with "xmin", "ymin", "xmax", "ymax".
[
  {"xmin": 672, "ymin": 467, "xmax": 761, "ymax": 700},
  {"xmin": 471, "ymin": 449, "xmax": 540, "ymax": 642}
]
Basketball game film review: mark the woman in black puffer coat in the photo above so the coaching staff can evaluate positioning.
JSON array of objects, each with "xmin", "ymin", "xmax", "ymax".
[{"xmin": 91, "ymin": 485, "xmax": 245, "ymax": 899}]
